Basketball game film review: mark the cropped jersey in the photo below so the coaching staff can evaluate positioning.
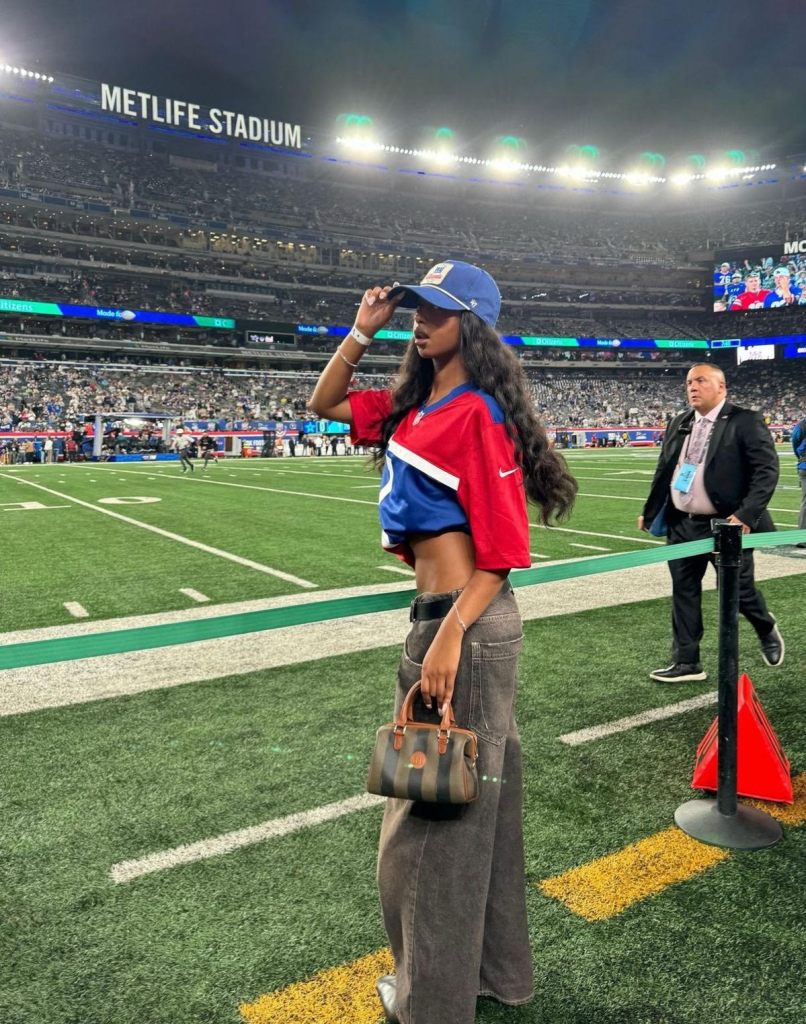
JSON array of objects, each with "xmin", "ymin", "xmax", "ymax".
[{"xmin": 348, "ymin": 383, "xmax": 531, "ymax": 570}]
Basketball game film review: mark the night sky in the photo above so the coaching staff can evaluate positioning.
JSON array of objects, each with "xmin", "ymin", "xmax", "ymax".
[{"xmin": 3, "ymin": 0, "xmax": 806, "ymax": 163}]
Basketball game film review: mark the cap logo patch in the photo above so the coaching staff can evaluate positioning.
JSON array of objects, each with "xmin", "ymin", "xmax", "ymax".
[
  {"xmin": 421, "ymin": 262, "xmax": 454, "ymax": 285},
  {"xmin": 470, "ymin": 298, "xmax": 478, "ymax": 307}
]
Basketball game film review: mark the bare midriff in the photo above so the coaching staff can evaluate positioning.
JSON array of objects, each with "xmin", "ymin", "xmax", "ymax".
[{"xmin": 409, "ymin": 530, "xmax": 475, "ymax": 594}]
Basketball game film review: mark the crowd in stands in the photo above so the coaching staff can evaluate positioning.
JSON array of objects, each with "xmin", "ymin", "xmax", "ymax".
[
  {"xmin": 0, "ymin": 121, "xmax": 804, "ymax": 421},
  {"xmin": 3, "ymin": 123, "xmax": 806, "ymax": 344},
  {"xmin": 0, "ymin": 218, "xmax": 704, "ymax": 335},
  {"xmin": 2, "ymin": 124, "xmax": 806, "ymax": 270},
  {"xmin": 0, "ymin": 360, "xmax": 312, "ymax": 428},
  {"xmin": 1, "ymin": 358, "xmax": 801, "ymax": 434}
]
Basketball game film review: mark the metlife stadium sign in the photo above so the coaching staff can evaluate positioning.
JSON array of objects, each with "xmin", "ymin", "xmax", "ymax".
[
  {"xmin": 783, "ymin": 239, "xmax": 806, "ymax": 254},
  {"xmin": 100, "ymin": 83, "xmax": 302, "ymax": 148}
]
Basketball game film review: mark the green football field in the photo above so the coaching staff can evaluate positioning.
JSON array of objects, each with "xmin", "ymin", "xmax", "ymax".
[{"xmin": 1, "ymin": 450, "xmax": 805, "ymax": 1024}]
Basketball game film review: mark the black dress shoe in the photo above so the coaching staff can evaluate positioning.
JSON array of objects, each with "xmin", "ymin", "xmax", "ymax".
[
  {"xmin": 649, "ymin": 662, "xmax": 707, "ymax": 682},
  {"xmin": 376, "ymin": 974, "xmax": 399, "ymax": 1023},
  {"xmin": 760, "ymin": 622, "xmax": 785, "ymax": 667}
]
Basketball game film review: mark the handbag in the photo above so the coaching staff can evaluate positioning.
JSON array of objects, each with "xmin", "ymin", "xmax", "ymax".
[{"xmin": 367, "ymin": 682, "xmax": 479, "ymax": 804}]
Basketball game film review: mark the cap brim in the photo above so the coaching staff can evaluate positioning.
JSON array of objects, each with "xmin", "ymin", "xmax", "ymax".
[{"xmin": 388, "ymin": 284, "xmax": 468, "ymax": 312}]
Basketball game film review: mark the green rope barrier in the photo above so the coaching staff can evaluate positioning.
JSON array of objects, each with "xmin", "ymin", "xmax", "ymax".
[{"xmin": 1, "ymin": 530, "xmax": 804, "ymax": 671}]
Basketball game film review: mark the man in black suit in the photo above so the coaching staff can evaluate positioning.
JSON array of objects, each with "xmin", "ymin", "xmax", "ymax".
[{"xmin": 639, "ymin": 363, "xmax": 784, "ymax": 682}]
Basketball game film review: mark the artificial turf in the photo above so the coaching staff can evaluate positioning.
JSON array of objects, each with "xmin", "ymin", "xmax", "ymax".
[{"xmin": 0, "ymin": 450, "xmax": 804, "ymax": 1023}]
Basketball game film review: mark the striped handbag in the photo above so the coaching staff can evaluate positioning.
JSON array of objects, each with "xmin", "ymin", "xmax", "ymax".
[{"xmin": 367, "ymin": 682, "xmax": 479, "ymax": 804}]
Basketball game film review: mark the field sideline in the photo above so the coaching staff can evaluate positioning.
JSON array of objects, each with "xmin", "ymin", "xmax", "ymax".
[{"xmin": 1, "ymin": 449, "xmax": 805, "ymax": 1024}]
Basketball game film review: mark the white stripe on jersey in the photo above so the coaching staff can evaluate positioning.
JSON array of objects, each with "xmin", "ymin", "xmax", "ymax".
[
  {"xmin": 379, "ymin": 453, "xmax": 394, "ymax": 504},
  {"xmin": 387, "ymin": 438, "xmax": 460, "ymax": 490}
]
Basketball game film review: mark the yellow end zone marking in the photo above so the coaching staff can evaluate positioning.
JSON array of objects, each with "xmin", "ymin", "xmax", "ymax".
[
  {"xmin": 539, "ymin": 827, "xmax": 729, "ymax": 921},
  {"xmin": 239, "ymin": 776, "xmax": 806, "ymax": 1015},
  {"xmin": 747, "ymin": 771, "xmax": 806, "ymax": 826},
  {"xmin": 540, "ymin": 772, "xmax": 806, "ymax": 921},
  {"xmin": 240, "ymin": 947, "xmax": 393, "ymax": 1024}
]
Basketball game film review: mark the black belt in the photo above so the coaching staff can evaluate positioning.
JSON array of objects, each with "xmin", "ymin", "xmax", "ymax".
[
  {"xmin": 410, "ymin": 583, "xmax": 513, "ymax": 622},
  {"xmin": 410, "ymin": 595, "xmax": 455, "ymax": 621}
]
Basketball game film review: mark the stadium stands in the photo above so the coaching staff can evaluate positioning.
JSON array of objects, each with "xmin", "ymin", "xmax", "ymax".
[
  {"xmin": 1, "ymin": 111, "xmax": 804, "ymax": 430},
  {"xmin": 1, "ymin": 358, "xmax": 801, "ymax": 432}
]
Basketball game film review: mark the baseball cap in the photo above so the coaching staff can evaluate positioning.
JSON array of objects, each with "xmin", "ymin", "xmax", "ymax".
[
  {"xmin": 774, "ymin": 266, "xmax": 790, "ymax": 276},
  {"xmin": 389, "ymin": 260, "xmax": 502, "ymax": 328}
]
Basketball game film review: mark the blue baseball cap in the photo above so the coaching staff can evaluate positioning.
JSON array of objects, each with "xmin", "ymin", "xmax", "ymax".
[{"xmin": 389, "ymin": 260, "xmax": 501, "ymax": 328}]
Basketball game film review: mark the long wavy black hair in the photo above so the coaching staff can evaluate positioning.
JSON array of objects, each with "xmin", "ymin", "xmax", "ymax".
[{"xmin": 372, "ymin": 312, "xmax": 577, "ymax": 524}]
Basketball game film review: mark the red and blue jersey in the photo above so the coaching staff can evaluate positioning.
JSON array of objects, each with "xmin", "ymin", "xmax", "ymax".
[
  {"xmin": 348, "ymin": 383, "xmax": 531, "ymax": 571},
  {"xmin": 730, "ymin": 289, "xmax": 769, "ymax": 310}
]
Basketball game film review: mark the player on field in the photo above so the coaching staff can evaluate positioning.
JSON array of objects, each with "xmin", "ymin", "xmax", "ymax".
[
  {"xmin": 198, "ymin": 431, "xmax": 217, "ymax": 470},
  {"xmin": 174, "ymin": 429, "xmax": 194, "ymax": 472}
]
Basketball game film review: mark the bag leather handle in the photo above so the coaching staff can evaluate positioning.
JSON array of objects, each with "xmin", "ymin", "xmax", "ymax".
[{"xmin": 395, "ymin": 681, "xmax": 456, "ymax": 731}]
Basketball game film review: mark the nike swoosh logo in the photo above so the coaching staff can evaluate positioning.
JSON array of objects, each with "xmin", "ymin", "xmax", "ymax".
[{"xmin": 499, "ymin": 467, "xmax": 518, "ymax": 478}]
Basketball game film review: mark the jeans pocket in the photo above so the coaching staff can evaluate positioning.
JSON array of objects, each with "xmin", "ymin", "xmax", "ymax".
[
  {"xmin": 468, "ymin": 635, "xmax": 524, "ymax": 745},
  {"xmin": 402, "ymin": 633, "xmax": 424, "ymax": 669}
]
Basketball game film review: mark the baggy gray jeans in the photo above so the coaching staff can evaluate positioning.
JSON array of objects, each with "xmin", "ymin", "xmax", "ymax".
[{"xmin": 377, "ymin": 585, "xmax": 534, "ymax": 1024}]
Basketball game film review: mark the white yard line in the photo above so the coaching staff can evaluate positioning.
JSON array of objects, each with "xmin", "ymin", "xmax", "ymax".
[
  {"xmin": 558, "ymin": 692, "xmax": 718, "ymax": 746},
  {"xmin": 571, "ymin": 474, "xmax": 651, "ymax": 483},
  {"xmin": 578, "ymin": 491, "xmax": 643, "ymax": 502},
  {"xmin": 569, "ymin": 543, "xmax": 611, "ymax": 551},
  {"xmin": 106, "ymin": 467, "xmax": 379, "ymax": 507},
  {"xmin": 137, "ymin": 463, "xmax": 371, "ymax": 481},
  {"xmin": 179, "ymin": 588, "xmax": 210, "ymax": 603},
  {"xmin": 110, "ymin": 686, "xmax": 720, "ymax": 881},
  {"xmin": 377, "ymin": 564, "xmax": 416, "ymax": 576},
  {"xmin": 531, "ymin": 523, "xmax": 663, "ymax": 545},
  {"xmin": 110, "ymin": 792, "xmax": 385, "ymax": 884},
  {"xmin": 63, "ymin": 602, "xmax": 89, "ymax": 619},
  {"xmin": 7, "ymin": 476, "xmax": 317, "ymax": 589}
]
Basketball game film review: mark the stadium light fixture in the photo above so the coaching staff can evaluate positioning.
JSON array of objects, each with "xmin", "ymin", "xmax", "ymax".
[
  {"xmin": 331, "ymin": 131, "xmax": 769, "ymax": 187},
  {"xmin": 706, "ymin": 166, "xmax": 729, "ymax": 182},
  {"xmin": 1, "ymin": 62, "xmax": 54, "ymax": 82}
]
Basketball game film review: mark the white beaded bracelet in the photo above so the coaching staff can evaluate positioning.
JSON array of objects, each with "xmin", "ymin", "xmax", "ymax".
[
  {"xmin": 349, "ymin": 325, "xmax": 373, "ymax": 347},
  {"xmin": 452, "ymin": 604, "xmax": 468, "ymax": 633}
]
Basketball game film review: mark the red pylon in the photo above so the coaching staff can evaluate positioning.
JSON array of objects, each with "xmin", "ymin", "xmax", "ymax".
[{"xmin": 692, "ymin": 673, "xmax": 793, "ymax": 803}]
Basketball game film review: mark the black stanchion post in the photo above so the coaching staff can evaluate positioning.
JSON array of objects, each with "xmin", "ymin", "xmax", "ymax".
[
  {"xmin": 716, "ymin": 520, "xmax": 740, "ymax": 818},
  {"xmin": 674, "ymin": 520, "xmax": 782, "ymax": 850}
]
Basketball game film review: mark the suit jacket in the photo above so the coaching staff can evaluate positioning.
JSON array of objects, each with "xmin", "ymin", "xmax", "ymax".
[{"xmin": 643, "ymin": 402, "xmax": 778, "ymax": 533}]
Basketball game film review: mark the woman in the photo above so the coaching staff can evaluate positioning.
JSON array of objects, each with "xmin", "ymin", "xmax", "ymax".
[{"xmin": 309, "ymin": 260, "xmax": 576, "ymax": 1024}]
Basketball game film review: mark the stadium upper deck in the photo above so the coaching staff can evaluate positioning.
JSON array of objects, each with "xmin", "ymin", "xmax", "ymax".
[{"xmin": 1, "ymin": 66, "xmax": 806, "ymax": 362}]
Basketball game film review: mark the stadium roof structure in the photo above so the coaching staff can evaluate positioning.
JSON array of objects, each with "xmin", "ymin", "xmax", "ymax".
[
  {"xmin": 0, "ymin": 62, "xmax": 793, "ymax": 194},
  {"xmin": 6, "ymin": 0, "xmax": 806, "ymax": 152}
]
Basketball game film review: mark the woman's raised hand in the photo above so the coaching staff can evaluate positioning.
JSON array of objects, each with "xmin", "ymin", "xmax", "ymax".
[{"xmin": 354, "ymin": 285, "xmax": 403, "ymax": 338}]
